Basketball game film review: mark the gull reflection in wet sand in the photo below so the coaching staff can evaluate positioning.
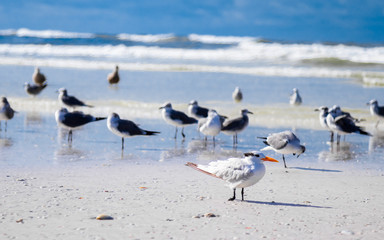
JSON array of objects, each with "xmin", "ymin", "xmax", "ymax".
[
  {"xmin": 369, "ymin": 130, "xmax": 384, "ymax": 153},
  {"xmin": 318, "ymin": 142, "xmax": 356, "ymax": 162}
]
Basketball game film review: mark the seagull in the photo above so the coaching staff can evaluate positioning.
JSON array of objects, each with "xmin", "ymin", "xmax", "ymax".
[
  {"xmin": 232, "ymin": 87, "xmax": 243, "ymax": 103},
  {"xmin": 188, "ymin": 100, "xmax": 209, "ymax": 119},
  {"xmin": 198, "ymin": 109, "xmax": 222, "ymax": 144},
  {"xmin": 107, "ymin": 112, "xmax": 160, "ymax": 150},
  {"xmin": 259, "ymin": 130, "xmax": 306, "ymax": 168},
  {"xmin": 55, "ymin": 108, "xmax": 106, "ymax": 142},
  {"xmin": 188, "ymin": 100, "xmax": 227, "ymax": 124},
  {"xmin": 0, "ymin": 97, "xmax": 16, "ymax": 132},
  {"xmin": 367, "ymin": 99, "xmax": 384, "ymax": 128},
  {"xmin": 326, "ymin": 107, "xmax": 370, "ymax": 144},
  {"xmin": 186, "ymin": 151, "xmax": 278, "ymax": 201},
  {"xmin": 32, "ymin": 67, "xmax": 46, "ymax": 85},
  {"xmin": 159, "ymin": 102, "xmax": 198, "ymax": 139},
  {"xmin": 24, "ymin": 82, "xmax": 47, "ymax": 97},
  {"xmin": 331, "ymin": 105, "xmax": 364, "ymax": 123},
  {"xmin": 289, "ymin": 88, "xmax": 302, "ymax": 106},
  {"xmin": 107, "ymin": 65, "xmax": 120, "ymax": 84},
  {"xmin": 57, "ymin": 88, "xmax": 93, "ymax": 109},
  {"xmin": 315, "ymin": 106, "xmax": 334, "ymax": 142},
  {"xmin": 221, "ymin": 109, "xmax": 253, "ymax": 145}
]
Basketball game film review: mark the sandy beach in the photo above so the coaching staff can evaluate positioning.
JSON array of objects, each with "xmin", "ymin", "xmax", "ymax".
[{"xmin": 1, "ymin": 160, "xmax": 383, "ymax": 240}]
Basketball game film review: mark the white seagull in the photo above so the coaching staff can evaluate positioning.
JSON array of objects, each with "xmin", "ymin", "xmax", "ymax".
[
  {"xmin": 326, "ymin": 107, "xmax": 370, "ymax": 144},
  {"xmin": 260, "ymin": 130, "xmax": 306, "ymax": 168},
  {"xmin": 315, "ymin": 106, "xmax": 334, "ymax": 142},
  {"xmin": 57, "ymin": 88, "xmax": 93, "ymax": 109},
  {"xmin": 221, "ymin": 109, "xmax": 253, "ymax": 145},
  {"xmin": 32, "ymin": 67, "xmax": 46, "ymax": 86},
  {"xmin": 289, "ymin": 88, "xmax": 302, "ymax": 106},
  {"xmin": 198, "ymin": 109, "xmax": 222, "ymax": 144},
  {"xmin": 367, "ymin": 99, "xmax": 384, "ymax": 128},
  {"xmin": 107, "ymin": 112, "xmax": 160, "ymax": 150},
  {"xmin": 0, "ymin": 97, "xmax": 16, "ymax": 132},
  {"xmin": 55, "ymin": 108, "xmax": 106, "ymax": 142},
  {"xmin": 159, "ymin": 102, "xmax": 198, "ymax": 139},
  {"xmin": 232, "ymin": 87, "xmax": 243, "ymax": 103},
  {"xmin": 188, "ymin": 100, "xmax": 209, "ymax": 119},
  {"xmin": 186, "ymin": 151, "xmax": 278, "ymax": 201}
]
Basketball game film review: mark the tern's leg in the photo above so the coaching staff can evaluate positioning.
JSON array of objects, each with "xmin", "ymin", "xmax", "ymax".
[
  {"xmin": 376, "ymin": 120, "xmax": 380, "ymax": 128},
  {"xmin": 181, "ymin": 127, "xmax": 186, "ymax": 138},
  {"xmin": 282, "ymin": 155, "xmax": 287, "ymax": 168},
  {"xmin": 337, "ymin": 135, "xmax": 340, "ymax": 145},
  {"xmin": 121, "ymin": 137, "xmax": 124, "ymax": 150},
  {"xmin": 174, "ymin": 127, "xmax": 178, "ymax": 139},
  {"xmin": 228, "ymin": 188, "xmax": 236, "ymax": 201},
  {"xmin": 241, "ymin": 188, "xmax": 244, "ymax": 201},
  {"xmin": 330, "ymin": 131, "xmax": 334, "ymax": 142},
  {"xmin": 5, "ymin": 121, "xmax": 7, "ymax": 132},
  {"xmin": 213, "ymin": 136, "xmax": 216, "ymax": 147}
]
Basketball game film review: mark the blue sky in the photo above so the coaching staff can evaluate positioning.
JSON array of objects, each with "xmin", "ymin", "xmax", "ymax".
[{"xmin": 1, "ymin": 0, "xmax": 384, "ymax": 43}]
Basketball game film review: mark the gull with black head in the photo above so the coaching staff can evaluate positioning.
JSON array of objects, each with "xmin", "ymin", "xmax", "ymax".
[{"xmin": 221, "ymin": 109, "xmax": 252, "ymax": 146}]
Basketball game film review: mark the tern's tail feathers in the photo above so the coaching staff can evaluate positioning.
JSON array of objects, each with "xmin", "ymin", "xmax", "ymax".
[
  {"xmin": 144, "ymin": 130, "xmax": 160, "ymax": 136},
  {"xmin": 261, "ymin": 146, "xmax": 274, "ymax": 151},
  {"xmin": 185, "ymin": 162, "xmax": 221, "ymax": 179}
]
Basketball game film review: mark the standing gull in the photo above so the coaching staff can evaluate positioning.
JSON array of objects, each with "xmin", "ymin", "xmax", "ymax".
[
  {"xmin": 186, "ymin": 151, "xmax": 278, "ymax": 201},
  {"xmin": 315, "ymin": 106, "xmax": 334, "ymax": 142},
  {"xmin": 221, "ymin": 109, "xmax": 253, "ymax": 145},
  {"xmin": 0, "ymin": 97, "xmax": 16, "ymax": 132},
  {"xmin": 367, "ymin": 99, "xmax": 384, "ymax": 128},
  {"xmin": 159, "ymin": 102, "xmax": 197, "ymax": 139},
  {"xmin": 259, "ymin": 130, "xmax": 305, "ymax": 168},
  {"xmin": 326, "ymin": 107, "xmax": 370, "ymax": 144},
  {"xmin": 107, "ymin": 65, "xmax": 120, "ymax": 84},
  {"xmin": 32, "ymin": 67, "xmax": 46, "ymax": 85},
  {"xmin": 232, "ymin": 87, "xmax": 243, "ymax": 103},
  {"xmin": 289, "ymin": 88, "xmax": 302, "ymax": 106},
  {"xmin": 24, "ymin": 82, "xmax": 47, "ymax": 97},
  {"xmin": 198, "ymin": 109, "xmax": 222, "ymax": 144},
  {"xmin": 107, "ymin": 112, "xmax": 160, "ymax": 150},
  {"xmin": 57, "ymin": 88, "xmax": 93, "ymax": 109},
  {"xmin": 188, "ymin": 100, "xmax": 209, "ymax": 119},
  {"xmin": 55, "ymin": 108, "xmax": 106, "ymax": 142}
]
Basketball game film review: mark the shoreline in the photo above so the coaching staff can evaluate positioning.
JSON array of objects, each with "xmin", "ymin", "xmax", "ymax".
[{"xmin": 1, "ymin": 161, "xmax": 383, "ymax": 239}]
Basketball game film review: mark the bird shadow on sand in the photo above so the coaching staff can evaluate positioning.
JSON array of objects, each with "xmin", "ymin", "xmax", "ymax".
[
  {"xmin": 243, "ymin": 200, "xmax": 331, "ymax": 209},
  {"xmin": 290, "ymin": 167, "xmax": 342, "ymax": 173}
]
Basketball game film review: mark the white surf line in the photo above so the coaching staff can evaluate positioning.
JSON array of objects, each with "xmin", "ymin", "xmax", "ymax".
[{"xmin": 1, "ymin": 56, "xmax": 384, "ymax": 81}]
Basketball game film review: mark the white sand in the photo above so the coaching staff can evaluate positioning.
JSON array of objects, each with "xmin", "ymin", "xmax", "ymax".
[{"xmin": 1, "ymin": 161, "xmax": 384, "ymax": 239}]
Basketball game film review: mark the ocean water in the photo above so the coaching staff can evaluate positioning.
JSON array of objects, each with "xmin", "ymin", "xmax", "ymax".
[{"xmin": 1, "ymin": 28, "xmax": 384, "ymax": 172}]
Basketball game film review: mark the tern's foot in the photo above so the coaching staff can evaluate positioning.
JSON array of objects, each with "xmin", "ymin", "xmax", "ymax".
[{"xmin": 228, "ymin": 197, "xmax": 235, "ymax": 201}]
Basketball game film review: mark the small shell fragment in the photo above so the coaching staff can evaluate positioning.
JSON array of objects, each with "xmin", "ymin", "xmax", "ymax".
[
  {"xmin": 204, "ymin": 213, "xmax": 217, "ymax": 218},
  {"xmin": 96, "ymin": 214, "xmax": 114, "ymax": 220}
]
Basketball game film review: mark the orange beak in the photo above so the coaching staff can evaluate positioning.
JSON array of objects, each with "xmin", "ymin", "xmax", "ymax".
[{"xmin": 261, "ymin": 156, "xmax": 279, "ymax": 162}]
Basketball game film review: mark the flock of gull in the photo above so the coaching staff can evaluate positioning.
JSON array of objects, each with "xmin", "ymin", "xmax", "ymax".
[{"xmin": 1, "ymin": 66, "xmax": 384, "ymax": 201}]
